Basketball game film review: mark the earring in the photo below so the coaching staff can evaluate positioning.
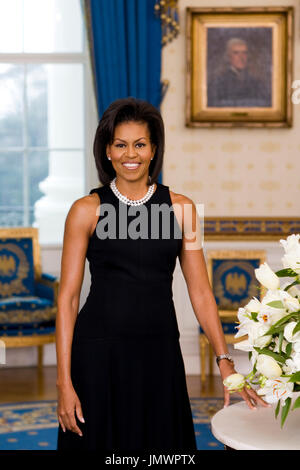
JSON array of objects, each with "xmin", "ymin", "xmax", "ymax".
[{"xmin": 107, "ymin": 156, "xmax": 111, "ymax": 160}]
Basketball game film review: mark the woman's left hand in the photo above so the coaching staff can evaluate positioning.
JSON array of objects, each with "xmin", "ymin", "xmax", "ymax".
[{"xmin": 219, "ymin": 360, "xmax": 271, "ymax": 410}]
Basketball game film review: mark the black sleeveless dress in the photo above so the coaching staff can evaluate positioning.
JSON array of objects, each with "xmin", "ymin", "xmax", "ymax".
[{"xmin": 56, "ymin": 181, "xmax": 197, "ymax": 451}]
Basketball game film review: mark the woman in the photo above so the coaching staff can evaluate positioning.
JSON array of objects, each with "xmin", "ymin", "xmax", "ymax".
[{"xmin": 56, "ymin": 97, "xmax": 268, "ymax": 451}]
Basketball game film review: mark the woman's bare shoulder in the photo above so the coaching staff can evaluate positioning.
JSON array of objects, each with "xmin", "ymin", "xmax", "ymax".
[
  {"xmin": 69, "ymin": 192, "xmax": 100, "ymax": 215},
  {"xmin": 169, "ymin": 189, "xmax": 203, "ymax": 249},
  {"xmin": 65, "ymin": 192, "xmax": 101, "ymax": 237},
  {"xmin": 169, "ymin": 189, "xmax": 193, "ymax": 207}
]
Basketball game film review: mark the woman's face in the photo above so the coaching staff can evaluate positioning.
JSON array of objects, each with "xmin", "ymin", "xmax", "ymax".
[{"xmin": 106, "ymin": 121, "xmax": 156, "ymax": 182}]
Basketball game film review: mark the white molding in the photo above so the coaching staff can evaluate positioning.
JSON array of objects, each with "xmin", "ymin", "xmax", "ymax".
[{"xmin": 0, "ymin": 53, "xmax": 87, "ymax": 63}]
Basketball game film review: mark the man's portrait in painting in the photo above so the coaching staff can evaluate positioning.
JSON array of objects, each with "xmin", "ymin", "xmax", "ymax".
[{"xmin": 206, "ymin": 29, "xmax": 272, "ymax": 108}]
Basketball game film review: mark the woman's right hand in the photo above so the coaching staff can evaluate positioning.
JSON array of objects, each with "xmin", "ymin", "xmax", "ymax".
[{"xmin": 56, "ymin": 382, "xmax": 85, "ymax": 436}]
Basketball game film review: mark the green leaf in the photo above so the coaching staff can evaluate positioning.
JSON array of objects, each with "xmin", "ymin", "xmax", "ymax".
[
  {"xmin": 284, "ymin": 279, "xmax": 300, "ymax": 291},
  {"xmin": 264, "ymin": 312, "xmax": 300, "ymax": 336},
  {"xmin": 266, "ymin": 300, "xmax": 285, "ymax": 309},
  {"xmin": 273, "ymin": 313, "xmax": 298, "ymax": 326},
  {"xmin": 246, "ymin": 364, "xmax": 257, "ymax": 382},
  {"xmin": 253, "ymin": 347, "xmax": 286, "ymax": 364},
  {"xmin": 288, "ymin": 371, "xmax": 300, "ymax": 383},
  {"xmin": 278, "ymin": 330, "xmax": 284, "ymax": 354},
  {"xmin": 281, "ymin": 397, "xmax": 292, "ymax": 428},
  {"xmin": 286, "ymin": 342, "xmax": 293, "ymax": 357},
  {"xmin": 293, "ymin": 321, "xmax": 300, "ymax": 335},
  {"xmin": 264, "ymin": 324, "xmax": 286, "ymax": 336},
  {"xmin": 275, "ymin": 400, "xmax": 280, "ymax": 418},
  {"xmin": 275, "ymin": 268, "xmax": 298, "ymax": 277},
  {"xmin": 292, "ymin": 396, "xmax": 300, "ymax": 410},
  {"xmin": 250, "ymin": 312, "xmax": 259, "ymax": 322}
]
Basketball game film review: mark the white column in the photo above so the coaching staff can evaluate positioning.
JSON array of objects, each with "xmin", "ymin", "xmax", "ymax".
[{"xmin": 33, "ymin": 0, "xmax": 84, "ymax": 245}]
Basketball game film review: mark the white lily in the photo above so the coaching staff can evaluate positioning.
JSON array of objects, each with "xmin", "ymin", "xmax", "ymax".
[
  {"xmin": 237, "ymin": 307, "xmax": 253, "ymax": 324},
  {"xmin": 257, "ymin": 307, "xmax": 287, "ymax": 326},
  {"xmin": 282, "ymin": 353, "xmax": 300, "ymax": 375},
  {"xmin": 277, "ymin": 290, "xmax": 300, "ymax": 312},
  {"xmin": 293, "ymin": 341, "xmax": 300, "ymax": 353},
  {"xmin": 233, "ymin": 235, "xmax": 300, "ymax": 426},
  {"xmin": 235, "ymin": 307, "xmax": 254, "ymax": 338},
  {"xmin": 255, "ymin": 262, "xmax": 280, "ymax": 291},
  {"xmin": 284, "ymin": 321, "xmax": 300, "ymax": 343},
  {"xmin": 280, "ymin": 234, "xmax": 300, "ymax": 276},
  {"xmin": 280, "ymin": 234, "xmax": 300, "ymax": 253},
  {"xmin": 234, "ymin": 321, "xmax": 272, "ymax": 348},
  {"xmin": 244, "ymin": 297, "xmax": 262, "ymax": 314},
  {"xmin": 234, "ymin": 322, "xmax": 250, "ymax": 339},
  {"xmin": 261, "ymin": 288, "xmax": 299, "ymax": 313},
  {"xmin": 257, "ymin": 377, "xmax": 294, "ymax": 405},
  {"xmin": 248, "ymin": 323, "xmax": 272, "ymax": 348},
  {"xmin": 234, "ymin": 339, "xmax": 253, "ymax": 352}
]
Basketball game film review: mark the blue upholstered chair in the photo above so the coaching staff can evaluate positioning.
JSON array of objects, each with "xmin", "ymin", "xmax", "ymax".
[
  {"xmin": 199, "ymin": 249, "xmax": 266, "ymax": 383},
  {"xmin": 0, "ymin": 228, "xmax": 59, "ymax": 372}
]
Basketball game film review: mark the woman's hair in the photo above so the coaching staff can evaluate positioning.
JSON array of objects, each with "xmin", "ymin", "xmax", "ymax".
[{"xmin": 93, "ymin": 97, "xmax": 164, "ymax": 186}]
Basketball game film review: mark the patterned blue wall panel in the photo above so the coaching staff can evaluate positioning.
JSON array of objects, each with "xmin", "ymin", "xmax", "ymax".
[
  {"xmin": 0, "ymin": 238, "xmax": 35, "ymax": 299},
  {"xmin": 212, "ymin": 258, "xmax": 261, "ymax": 311}
]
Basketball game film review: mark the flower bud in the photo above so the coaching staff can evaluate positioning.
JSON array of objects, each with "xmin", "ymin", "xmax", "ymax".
[
  {"xmin": 223, "ymin": 373, "xmax": 245, "ymax": 392},
  {"xmin": 254, "ymin": 262, "xmax": 280, "ymax": 291},
  {"xmin": 256, "ymin": 354, "xmax": 282, "ymax": 380}
]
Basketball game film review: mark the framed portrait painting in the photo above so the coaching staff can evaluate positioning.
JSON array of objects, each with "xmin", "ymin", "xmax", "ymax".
[{"xmin": 186, "ymin": 7, "xmax": 294, "ymax": 127}]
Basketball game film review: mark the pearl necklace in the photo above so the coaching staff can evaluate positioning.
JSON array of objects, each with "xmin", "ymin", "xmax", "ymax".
[{"xmin": 110, "ymin": 177, "xmax": 155, "ymax": 206}]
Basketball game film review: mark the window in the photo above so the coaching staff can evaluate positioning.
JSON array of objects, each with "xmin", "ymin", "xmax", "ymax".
[{"xmin": 0, "ymin": 0, "xmax": 87, "ymax": 244}]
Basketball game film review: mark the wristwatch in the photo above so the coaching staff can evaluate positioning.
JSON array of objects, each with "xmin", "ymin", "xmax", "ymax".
[{"xmin": 216, "ymin": 354, "xmax": 234, "ymax": 366}]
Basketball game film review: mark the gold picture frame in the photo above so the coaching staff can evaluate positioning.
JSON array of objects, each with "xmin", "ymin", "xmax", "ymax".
[{"xmin": 186, "ymin": 7, "xmax": 294, "ymax": 127}]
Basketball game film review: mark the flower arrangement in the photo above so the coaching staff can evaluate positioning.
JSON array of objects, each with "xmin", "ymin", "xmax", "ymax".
[{"xmin": 223, "ymin": 234, "xmax": 300, "ymax": 427}]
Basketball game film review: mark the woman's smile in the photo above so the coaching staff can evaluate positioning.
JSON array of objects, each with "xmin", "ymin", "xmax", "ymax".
[{"xmin": 122, "ymin": 162, "xmax": 141, "ymax": 170}]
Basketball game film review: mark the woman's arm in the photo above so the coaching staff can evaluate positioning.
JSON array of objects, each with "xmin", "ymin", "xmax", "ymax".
[
  {"xmin": 174, "ymin": 193, "xmax": 269, "ymax": 409},
  {"xmin": 55, "ymin": 193, "xmax": 100, "ymax": 435},
  {"xmin": 55, "ymin": 194, "xmax": 98, "ymax": 387},
  {"xmin": 175, "ymin": 195, "xmax": 229, "ymax": 358}
]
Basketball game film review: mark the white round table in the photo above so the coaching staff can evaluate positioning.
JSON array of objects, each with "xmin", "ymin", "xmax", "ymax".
[{"xmin": 211, "ymin": 398, "xmax": 300, "ymax": 450}]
